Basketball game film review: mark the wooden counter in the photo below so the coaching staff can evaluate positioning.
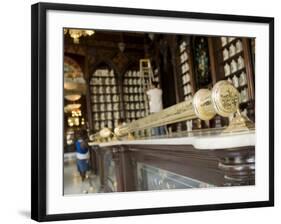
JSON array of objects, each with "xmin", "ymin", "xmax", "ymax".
[{"xmin": 89, "ymin": 130, "xmax": 255, "ymax": 192}]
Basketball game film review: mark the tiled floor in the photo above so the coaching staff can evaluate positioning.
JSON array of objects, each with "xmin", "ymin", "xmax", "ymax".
[{"xmin": 63, "ymin": 160, "xmax": 101, "ymax": 195}]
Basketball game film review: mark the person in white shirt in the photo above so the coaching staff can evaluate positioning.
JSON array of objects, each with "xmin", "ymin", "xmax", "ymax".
[{"xmin": 146, "ymin": 81, "xmax": 166, "ymax": 136}]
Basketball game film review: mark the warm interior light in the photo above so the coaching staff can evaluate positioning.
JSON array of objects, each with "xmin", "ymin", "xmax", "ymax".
[
  {"xmin": 65, "ymin": 28, "xmax": 95, "ymax": 44},
  {"xmin": 64, "ymin": 94, "xmax": 81, "ymax": 101},
  {"xmin": 64, "ymin": 104, "xmax": 81, "ymax": 113},
  {"xmin": 74, "ymin": 118, "xmax": 80, "ymax": 126},
  {"xmin": 85, "ymin": 30, "xmax": 95, "ymax": 36}
]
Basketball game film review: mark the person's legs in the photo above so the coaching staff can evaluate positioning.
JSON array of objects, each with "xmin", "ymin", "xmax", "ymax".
[
  {"xmin": 77, "ymin": 159, "xmax": 89, "ymax": 181},
  {"xmin": 81, "ymin": 172, "xmax": 86, "ymax": 181},
  {"xmin": 159, "ymin": 126, "xmax": 166, "ymax": 135},
  {"xmin": 152, "ymin": 127, "xmax": 167, "ymax": 136},
  {"xmin": 155, "ymin": 127, "xmax": 161, "ymax": 136},
  {"xmin": 77, "ymin": 159, "xmax": 82, "ymax": 176}
]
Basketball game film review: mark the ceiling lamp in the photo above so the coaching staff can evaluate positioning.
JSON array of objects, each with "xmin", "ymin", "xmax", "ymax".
[
  {"xmin": 84, "ymin": 30, "xmax": 95, "ymax": 36},
  {"xmin": 64, "ymin": 28, "xmax": 95, "ymax": 44},
  {"xmin": 64, "ymin": 103, "xmax": 81, "ymax": 113},
  {"xmin": 64, "ymin": 76, "xmax": 87, "ymax": 94},
  {"xmin": 64, "ymin": 94, "xmax": 81, "ymax": 101}
]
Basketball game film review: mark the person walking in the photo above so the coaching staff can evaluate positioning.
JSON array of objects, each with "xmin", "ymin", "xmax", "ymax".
[{"xmin": 75, "ymin": 129, "xmax": 90, "ymax": 181}]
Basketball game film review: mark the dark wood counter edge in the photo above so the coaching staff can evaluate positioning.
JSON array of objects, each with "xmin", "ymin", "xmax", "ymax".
[
  {"xmin": 90, "ymin": 143, "xmax": 254, "ymax": 151},
  {"xmin": 90, "ymin": 144, "xmax": 255, "ymax": 188}
]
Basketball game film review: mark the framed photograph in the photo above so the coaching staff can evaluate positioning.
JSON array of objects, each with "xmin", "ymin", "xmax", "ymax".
[{"xmin": 31, "ymin": 2, "xmax": 274, "ymax": 222}]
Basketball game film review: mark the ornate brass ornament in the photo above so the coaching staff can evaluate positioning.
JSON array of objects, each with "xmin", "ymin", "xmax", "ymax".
[
  {"xmin": 211, "ymin": 81, "xmax": 240, "ymax": 117},
  {"xmin": 224, "ymin": 109, "xmax": 255, "ymax": 133},
  {"xmin": 93, "ymin": 80, "xmax": 254, "ymax": 141},
  {"xmin": 192, "ymin": 89, "xmax": 216, "ymax": 120},
  {"xmin": 99, "ymin": 127, "xmax": 112, "ymax": 138}
]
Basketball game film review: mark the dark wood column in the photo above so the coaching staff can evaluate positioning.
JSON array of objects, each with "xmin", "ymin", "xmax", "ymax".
[
  {"xmin": 89, "ymin": 145, "xmax": 98, "ymax": 175},
  {"xmin": 242, "ymin": 38, "xmax": 255, "ymax": 100},
  {"xmin": 96, "ymin": 143, "xmax": 255, "ymax": 192},
  {"xmin": 84, "ymin": 53, "xmax": 93, "ymax": 130},
  {"xmin": 112, "ymin": 146, "xmax": 136, "ymax": 192},
  {"xmin": 169, "ymin": 36, "xmax": 180, "ymax": 104},
  {"xmin": 208, "ymin": 37, "xmax": 219, "ymax": 85},
  {"xmin": 95, "ymin": 147, "xmax": 105, "ymax": 191},
  {"xmin": 211, "ymin": 146, "xmax": 255, "ymax": 186},
  {"xmin": 111, "ymin": 147, "xmax": 124, "ymax": 192}
]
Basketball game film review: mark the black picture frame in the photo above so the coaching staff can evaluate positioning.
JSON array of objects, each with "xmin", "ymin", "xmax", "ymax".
[{"xmin": 31, "ymin": 2, "xmax": 274, "ymax": 222}]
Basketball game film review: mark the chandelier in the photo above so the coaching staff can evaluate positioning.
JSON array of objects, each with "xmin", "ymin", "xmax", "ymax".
[
  {"xmin": 64, "ymin": 94, "xmax": 81, "ymax": 101},
  {"xmin": 64, "ymin": 28, "xmax": 95, "ymax": 44},
  {"xmin": 64, "ymin": 103, "xmax": 81, "ymax": 113},
  {"xmin": 64, "ymin": 76, "xmax": 86, "ymax": 89}
]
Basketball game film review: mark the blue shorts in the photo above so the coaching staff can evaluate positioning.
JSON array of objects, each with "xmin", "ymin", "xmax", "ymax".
[{"xmin": 76, "ymin": 159, "xmax": 89, "ymax": 173}]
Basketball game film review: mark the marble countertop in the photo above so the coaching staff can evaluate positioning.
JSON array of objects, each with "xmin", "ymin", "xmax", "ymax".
[{"xmin": 89, "ymin": 129, "xmax": 255, "ymax": 150}]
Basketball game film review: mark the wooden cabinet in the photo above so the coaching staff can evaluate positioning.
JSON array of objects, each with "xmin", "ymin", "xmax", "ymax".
[
  {"xmin": 213, "ymin": 36, "xmax": 255, "ymax": 121},
  {"xmin": 90, "ymin": 69, "xmax": 121, "ymax": 132},
  {"xmin": 178, "ymin": 39, "xmax": 195, "ymax": 100},
  {"xmin": 83, "ymin": 34, "xmax": 256, "ymax": 134},
  {"xmin": 122, "ymin": 70, "xmax": 149, "ymax": 122},
  {"xmin": 175, "ymin": 35, "xmax": 255, "ymax": 130},
  {"xmin": 90, "ymin": 68, "xmax": 152, "ymax": 135},
  {"xmin": 91, "ymin": 135, "xmax": 255, "ymax": 192}
]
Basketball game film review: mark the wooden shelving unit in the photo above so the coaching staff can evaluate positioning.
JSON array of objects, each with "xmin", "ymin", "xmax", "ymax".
[
  {"xmin": 178, "ymin": 40, "xmax": 195, "ymax": 102},
  {"xmin": 90, "ymin": 69, "xmax": 121, "ymax": 132},
  {"xmin": 123, "ymin": 70, "xmax": 149, "ymax": 123},
  {"xmin": 176, "ymin": 38, "xmax": 198, "ymax": 131},
  {"xmin": 90, "ymin": 68, "xmax": 151, "ymax": 133},
  {"xmin": 216, "ymin": 36, "xmax": 255, "ymax": 119}
]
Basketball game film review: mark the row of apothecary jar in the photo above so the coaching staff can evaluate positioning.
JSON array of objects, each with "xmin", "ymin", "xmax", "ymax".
[
  {"xmin": 183, "ymin": 84, "xmax": 192, "ymax": 95},
  {"xmin": 125, "ymin": 103, "xmax": 148, "ymax": 110},
  {"xmin": 126, "ymin": 111, "xmax": 146, "ymax": 118},
  {"xmin": 224, "ymin": 56, "xmax": 245, "ymax": 76},
  {"xmin": 180, "ymin": 51, "xmax": 189, "ymax": 64},
  {"xmin": 179, "ymin": 41, "xmax": 187, "ymax": 53},
  {"xmin": 227, "ymin": 71, "xmax": 248, "ymax": 88},
  {"xmin": 90, "ymin": 77, "xmax": 116, "ymax": 85},
  {"xmin": 93, "ymin": 112, "xmax": 120, "ymax": 121},
  {"xmin": 91, "ymin": 94, "xmax": 119, "ymax": 103},
  {"xmin": 181, "ymin": 62, "xmax": 190, "ymax": 74},
  {"xmin": 124, "ymin": 86, "xmax": 144, "ymax": 94},
  {"xmin": 91, "ymin": 86, "xmax": 118, "ymax": 94},
  {"xmin": 92, "ymin": 103, "xmax": 119, "ymax": 111},
  {"xmin": 221, "ymin": 37, "xmax": 239, "ymax": 47},
  {"xmin": 182, "ymin": 72, "xmax": 191, "ymax": 85},
  {"xmin": 222, "ymin": 40, "xmax": 243, "ymax": 61},
  {"xmin": 93, "ymin": 69, "xmax": 115, "ymax": 77},
  {"xmin": 94, "ymin": 110, "xmax": 146, "ymax": 122},
  {"xmin": 124, "ymin": 94, "xmax": 145, "ymax": 101},
  {"xmin": 93, "ymin": 111, "xmax": 120, "ymax": 120},
  {"xmin": 123, "ymin": 78, "xmax": 147, "ymax": 85},
  {"xmin": 125, "ymin": 70, "xmax": 141, "ymax": 77}
]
